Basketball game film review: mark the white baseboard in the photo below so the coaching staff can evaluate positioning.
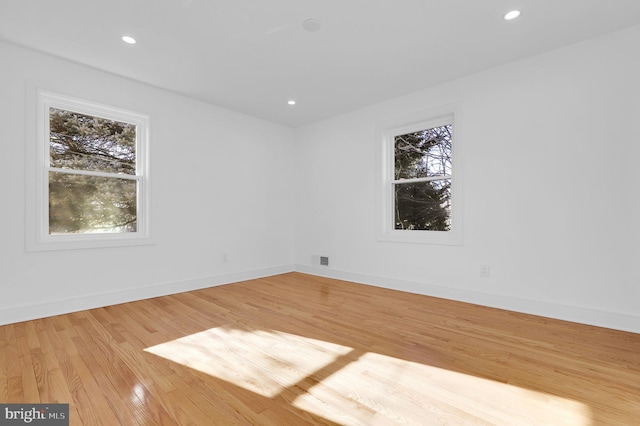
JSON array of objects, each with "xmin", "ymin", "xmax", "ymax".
[
  {"xmin": 295, "ymin": 264, "xmax": 640, "ymax": 334},
  {"xmin": 0, "ymin": 265, "xmax": 295, "ymax": 326},
  {"xmin": 4, "ymin": 263, "xmax": 637, "ymax": 335}
]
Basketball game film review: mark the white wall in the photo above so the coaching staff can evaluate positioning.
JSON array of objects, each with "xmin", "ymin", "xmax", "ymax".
[
  {"xmin": 0, "ymin": 41, "xmax": 295, "ymax": 324},
  {"xmin": 3, "ymin": 25, "xmax": 640, "ymax": 333},
  {"xmin": 295, "ymin": 25, "xmax": 640, "ymax": 333}
]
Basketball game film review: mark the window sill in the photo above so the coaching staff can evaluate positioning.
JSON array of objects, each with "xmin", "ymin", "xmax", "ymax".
[
  {"xmin": 26, "ymin": 233, "xmax": 154, "ymax": 252},
  {"xmin": 377, "ymin": 229, "xmax": 462, "ymax": 246}
]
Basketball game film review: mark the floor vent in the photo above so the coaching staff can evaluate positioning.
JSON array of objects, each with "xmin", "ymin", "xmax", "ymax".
[{"xmin": 320, "ymin": 256, "xmax": 329, "ymax": 266}]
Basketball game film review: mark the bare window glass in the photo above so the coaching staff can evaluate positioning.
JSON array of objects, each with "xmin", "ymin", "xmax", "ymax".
[
  {"xmin": 393, "ymin": 124, "xmax": 452, "ymax": 231},
  {"xmin": 48, "ymin": 107, "xmax": 139, "ymax": 235},
  {"xmin": 49, "ymin": 173, "xmax": 137, "ymax": 234},
  {"xmin": 49, "ymin": 108, "xmax": 136, "ymax": 175}
]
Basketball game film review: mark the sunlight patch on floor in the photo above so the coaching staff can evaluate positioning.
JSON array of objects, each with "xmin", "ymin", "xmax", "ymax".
[
  {"xmin": 144, "ymin": 324, "xmax": 353, "ymax": 398},
  {"xmin": 145, "ymin": 326, "xmax": 592, "ymax": 425},
  {"xmin": 292, "ymin": 351, "xmax": 593, "ymax": 425}
]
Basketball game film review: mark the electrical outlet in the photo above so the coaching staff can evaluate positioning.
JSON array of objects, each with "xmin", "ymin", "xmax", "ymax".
[
  {"xmin": 480, "ymin": 264, "xmax": 490, "ymax": 277},
  {"xmin": 222, "ymin": 252, "xmax": 229, "ymax": 263}
]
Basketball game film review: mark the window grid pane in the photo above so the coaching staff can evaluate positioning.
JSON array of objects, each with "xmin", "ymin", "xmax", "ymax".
[
  {"xmin": 49, "ymin": 107, "xmax": 137, "ymax": 175},
  {"xmin": 48, "ymin": 171, "xmax": 137, "ymax": 235},
  {"xmin": 394, "ymin": 124, "xmax": 452, "ymax": 180},
  {"xmin": 393, "ymin": 177, "xmax": 451, "ymax": 231}
]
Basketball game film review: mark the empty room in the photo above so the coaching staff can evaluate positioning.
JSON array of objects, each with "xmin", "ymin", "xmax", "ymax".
[{"xmin": 1, "ymin": 1, "xmax": 639, "ymax": 425}]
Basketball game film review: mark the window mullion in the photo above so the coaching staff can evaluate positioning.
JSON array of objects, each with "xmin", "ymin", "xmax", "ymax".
[
  {"xmin": 47, "ymin": 167, "xmax": 139, "ymax": 181},
  {"xmin": 392, "ymin": 175, "xmax": 451, "ymax": 185}
]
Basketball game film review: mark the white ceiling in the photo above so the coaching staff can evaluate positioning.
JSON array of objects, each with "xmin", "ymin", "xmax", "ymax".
[{"xmin": 2, "ymin": 0, "xmax": 640, "ymax": 127}]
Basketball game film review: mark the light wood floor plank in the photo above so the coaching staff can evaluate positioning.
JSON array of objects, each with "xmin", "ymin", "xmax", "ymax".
[
  {"xmin": 0, "ymin": 324, "xmax": 8, "ymax": 402},
  {"xmin": 1, "ymin": 272, "xmax": 639, "ymax": 425}
]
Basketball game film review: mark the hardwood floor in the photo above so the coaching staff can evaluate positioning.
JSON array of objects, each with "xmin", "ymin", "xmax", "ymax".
[{"xmin": 1, "ymin": 272, "xmax": 639, "ymax": 425}]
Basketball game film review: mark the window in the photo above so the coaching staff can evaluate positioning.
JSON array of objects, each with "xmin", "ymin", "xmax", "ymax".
[
  {"xmin": 28, "ymin": 90, "xmax": 150, "ymax": 250},
  {"xmin": 377, "ymin": 108, "xmax": 461, "ymax": 245}
]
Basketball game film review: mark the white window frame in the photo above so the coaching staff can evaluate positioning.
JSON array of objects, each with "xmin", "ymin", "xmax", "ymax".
[
  {"xmin": 376, "ymin": 106, "xmax": 462, "ymax": 245},
  {"xmin": 26, "ymin": 89, "xmax": 151, "ymax": 251}
]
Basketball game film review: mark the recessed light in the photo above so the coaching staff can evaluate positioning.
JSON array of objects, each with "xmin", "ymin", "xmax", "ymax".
[
  {"xmin": 288, "ymin": 100, "xmax": 296, "ymax": 106},
  {"xmin": 302, "ymin": 18, "xmax": 321, "ymax": 32},
  {"xmin": 504, "ymin": 10, "xmax": 521, "ymax": 21},
  {"xmin": 121, "ymin": 35, "xmax": 137, "ymax": 44}
]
